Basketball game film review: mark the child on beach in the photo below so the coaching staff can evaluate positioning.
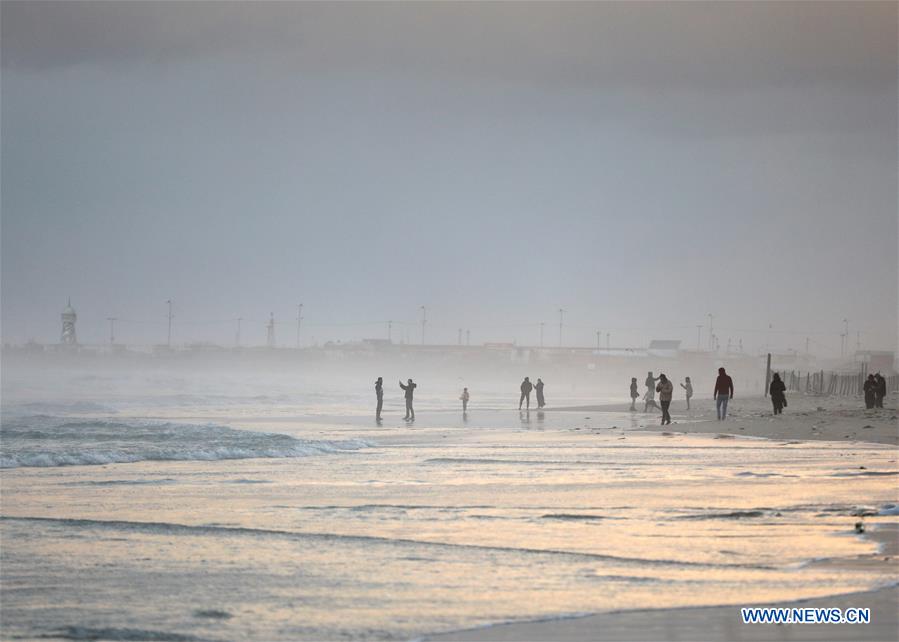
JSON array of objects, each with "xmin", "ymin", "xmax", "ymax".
[
  {"xmin": 680, "ymin": 377, "xmax": 693, "ymax": 410},
  {"xmin": 460, "ymin": 388, "xmax": 469, "ymax": 412},
  {"xmin": 629, "ymin": 378, "xmax": 639, "ymax": 411}
]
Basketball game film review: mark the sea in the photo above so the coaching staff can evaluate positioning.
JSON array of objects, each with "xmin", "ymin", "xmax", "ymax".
[{"xmin": 2, "ymin": 366, "xmax": 897, "ymax": 641}]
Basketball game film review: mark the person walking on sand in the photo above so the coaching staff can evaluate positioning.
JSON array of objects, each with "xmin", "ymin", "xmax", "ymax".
[
  {"xmin": 863, "ymin": 374, "xmax": 877, "ymax": 410},
  {"xmin": 644, "ymin": 371, "xmax": 660, "ymax": 412},
  {"xmin": 874, "ymin": 372, "xmax": 886, "ymax": 408},
  {"xmin": 656, "ymin": 374, "xmax": 674, "ymax": 425},
  {"xmin": 399, "ymin": 378, "xmax": 417, "ymax": 420},
  {"xmin": 769, "ymin": 372, "xmax": 786, "ymax": 415},
  {"xmin": 460, "ymin": 387, "xmax": 469, "ymax": 413},
  {"xmin": 629, "ymin": 378, "xmax": 639, "ymax": 411},
  {"xmin": 680, "ymin": 377, "xmax": 693, "ymax": 410},
  {"xmin": 375, "ymin": 377, "xmax": 384, "ymax": 421},
  {"xmin": 713, "ymin": 367, "xmax": 734, "ymax": 420},
  {"xmin": 519, "ymin": 377, "xmax": 533, "ymax": 410},
  {"xmin": 535, "ymin": 378, "xmax": 546, "ymax": 408}
]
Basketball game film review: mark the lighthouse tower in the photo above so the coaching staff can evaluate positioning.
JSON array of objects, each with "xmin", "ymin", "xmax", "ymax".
[{"xmin": 61, "ymin": 298, "xmax": 78, "ymax": 345}]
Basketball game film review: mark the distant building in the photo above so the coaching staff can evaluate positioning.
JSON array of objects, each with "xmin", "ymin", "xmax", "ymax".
[
  {"xmin": 856, "ymin": 350, "xmax": 896, "ymax": 374},
  {"xmin": 647, "ymin": 339, "xmax": 681, "ymax": 359},
  {"xmin": 60, "ymin": 298, "xmax": 77, "ymax": 345}
]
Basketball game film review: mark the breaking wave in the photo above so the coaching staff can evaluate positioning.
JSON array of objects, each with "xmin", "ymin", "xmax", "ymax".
[{"xmin": 0, "ymin": 416, "xmax": 371, "ymax": 469}]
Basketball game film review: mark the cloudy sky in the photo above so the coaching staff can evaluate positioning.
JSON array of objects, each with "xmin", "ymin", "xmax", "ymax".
[{"xmin": 2, "ymin": 1, "xmax": 896, "ymax": 354}]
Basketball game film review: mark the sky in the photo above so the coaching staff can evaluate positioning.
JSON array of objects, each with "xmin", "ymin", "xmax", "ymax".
[{"xmin": 2, "ymin": 1, "xmax": 897, "ymax": 355}]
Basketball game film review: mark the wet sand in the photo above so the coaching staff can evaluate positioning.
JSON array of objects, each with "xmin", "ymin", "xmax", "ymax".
[
  {"xmin": 426, "ymin": 397, "xmax": 898, "ymax": 641},
  {"xmin": 429, "ymin": 526, "xmax": 899, "ymax": 642}
]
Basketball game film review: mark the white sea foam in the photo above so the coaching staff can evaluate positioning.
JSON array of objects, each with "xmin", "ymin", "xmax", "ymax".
[{"xmin": 0, "ymin": 416, "xmax": 371, "ymax": 468}]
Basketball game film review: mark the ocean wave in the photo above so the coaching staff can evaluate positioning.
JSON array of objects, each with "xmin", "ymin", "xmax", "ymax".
[
  {"xmin": 541, "ymin": 513, "xmax": 607, "ymax": 521},
  {"xmin": 2, "ymin": 401, "xmax": 118, "ymax": 416},
  {"xmin": 675, "ymin": 510, "xmax": 765, "ymax": 520},
  {"xmin": 44, "ymin": 626, "xmax": 206, "ymax": 641},
  {"xmin": 0, "ymin": 416, "xmax": 371, "ymax": 469},
  {"xmin": 1, "ymin": 516, "xmax": 778, "ymax": 571}
]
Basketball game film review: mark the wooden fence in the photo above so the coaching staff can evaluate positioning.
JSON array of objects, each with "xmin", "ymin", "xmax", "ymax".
[{"xmin": 773, "ymin": 369, "xmax": 899, "ymax": 396}]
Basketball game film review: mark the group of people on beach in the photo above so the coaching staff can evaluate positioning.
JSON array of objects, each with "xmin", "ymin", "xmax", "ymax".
[
  {"xmin": 518, "ymin": 376, "xmax": 546, "ymax": 410},
  {"xmin": 374, "ymin": 377, "xmax": 418, "ymax": 421},
  {"xmin": 631, "ymin": 368, "xmax": 735, "ymax": 423},
  {"xmin": 375, "ymin": 366, "xmax": 887, "ymax": 423},
  {"xmin": 373, "ymin": 376, "xmax": 546, "ymax": 421},
  {"xmin": 863, "ymin": 373, "xmax": 888, "ymax": 409},
  {"xmin": 771, "ymin": 371, "xmax": 889, "ymax": 414}
]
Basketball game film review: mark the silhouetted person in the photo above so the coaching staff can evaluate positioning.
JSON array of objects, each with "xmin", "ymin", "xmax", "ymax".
[
  {"xmin": 629, "ymin": 378, "xmax": 639, "ymax": 411},
  {"xmin": 460, "ymin": 387, "xmax": 469, "ymax": 412},
  {"xmin": 399, "ymin": 378, "xmax": 417, "ymax": 420},
  {"xmin": 535, "ymin": 378, "xmax": 545, "ymax": 408},
  {"xmin": 769, "ymin": 372, "xmax": 786, "ymax": 415},
  {"xmin": 375, "ymin": 377, "xmax": 384, "ymax": 421},
  {"xmin": 519, "ymin": 377, "xmax": 533, "ymax": 410},
  {"xmin": 644, "ymin": 371, "xmax": 660, "ymax": 412},
  {"xmin": 863, "ymin": 374, "xmax": 877, "ymax": 409},
  {"xmin": 874, "ymin": 372, "xmax": 886, "ymax": 408},
  {"xmin": 656, "ymin": 373, "xmax": 673, "ymax": 425},
  {"xmin": 713, "ymin": 367, "xmax": 734, "ymax": 420},
  {"xmin": 680, "ymin": 377, "xmax": 693, "ymax": 410}
]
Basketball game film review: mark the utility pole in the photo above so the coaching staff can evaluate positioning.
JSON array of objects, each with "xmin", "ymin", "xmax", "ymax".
[
  {"xmin": 558, "ymin": 308, "xmax": 565, "ymax": 348},
  {"xmin": 387, "ymin": 320, "xmax": 392, "ymax": 343},
  {"xmin": 420, "ymin": 306, "xmax": 427, "ymax": 345},
  {"xmin": 841, "ymin": 318, "xmax": 849, "ymax": 358},
  {"xmin": 296, "ymin": 303, "xmax": 303, "ymax": 348},
  {"xmin": 166, "ymin": 300, "xmax": 173, "ymax": 348},
  {"xmin": 266, "ymin": 313, "xmax": 275, "ymax": 348},
  {"xmin": 235, "ymin": 318, "xmax": 242, "ymax": 347},
  {"xmin": 107, "ymin": 317, "xmax": 117, "ymax": 345},
  {"xmin": 696, "ymin": 325, "xmax": 702, "ymax": 351}
]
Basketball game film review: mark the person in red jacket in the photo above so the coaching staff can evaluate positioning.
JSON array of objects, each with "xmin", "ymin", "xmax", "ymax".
[{"xmin": 713, "ymin": 367, "xmax": 734, "ymax": 420}]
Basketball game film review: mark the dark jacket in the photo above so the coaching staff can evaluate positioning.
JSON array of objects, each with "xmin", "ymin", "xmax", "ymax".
[
  {"xmin": 399, "ymin": 381, "xmax": 417, "ymax": 400},
  {"xmin": 714, "ymin": 374, "xmax": 734, "ymax": 397},
  {"xmin": 656, "ymin": 379, "xmax": 674, "ymax": 402},
  {"xmin": 521, "ymin": 380, "xmax": 533, "ymax": 394},
  {"xmin": 769, "ymin": 379, "xmax": 786, "ymax": 400},
  {"xmin": 875, "ymin": 375, "xmax": 887, "ymax": 397},
  {"xmin": 863, "ymin": 379, "xmax": 877, "ymax": 398}
]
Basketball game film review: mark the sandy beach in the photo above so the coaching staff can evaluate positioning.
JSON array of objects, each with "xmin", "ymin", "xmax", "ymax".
[{"xmin": 553, "ymin": 394, "xmax": 898, "ymax": 446}]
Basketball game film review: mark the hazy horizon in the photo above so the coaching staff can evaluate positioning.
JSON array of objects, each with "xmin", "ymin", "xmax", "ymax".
[{"xmin": 2, "ymin": 1, "xmax": 897, "ymax": 357}]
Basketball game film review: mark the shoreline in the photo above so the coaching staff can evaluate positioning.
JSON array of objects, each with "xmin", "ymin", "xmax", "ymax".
[
  {"xmin": 551, "ymin": 395, "xmax": 898, "ymax": 446},
  {"xmin": 426, "ymin": 585, "xmax": 899, "ymax": 642},
  {"xmin": 426, "ymin": 525, "xmax": 899, "ymax": 642}
]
